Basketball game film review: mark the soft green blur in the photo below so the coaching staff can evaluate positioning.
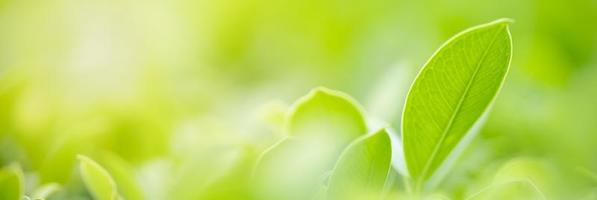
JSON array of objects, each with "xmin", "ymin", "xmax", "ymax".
[{"xmin": 0, "ymin": 0, "xmax": 595, "ymax": 199}]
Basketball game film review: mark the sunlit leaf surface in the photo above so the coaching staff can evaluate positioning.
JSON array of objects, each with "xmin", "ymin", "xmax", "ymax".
[
  {"xmin": 402, "ymin": 19, "xmax": 513, "ymax": 188},
  {"xmin": 0, "ymin": 0, "xmax": 594, "ymax": 197},
  {"xmin": 327, "ymin": 129, "xmax": 392, "ymax": 200}
]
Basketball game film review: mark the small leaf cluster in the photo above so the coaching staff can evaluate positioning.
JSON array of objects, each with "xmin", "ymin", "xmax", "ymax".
[{"xmin": 0, "ymin": 18, "xmax": 533, "ymax": 200}]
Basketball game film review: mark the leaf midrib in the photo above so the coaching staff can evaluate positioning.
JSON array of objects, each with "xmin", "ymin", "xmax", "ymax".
[{"xmin": 416, "ymin": 27, "xmax": 504, "ymax": 187}]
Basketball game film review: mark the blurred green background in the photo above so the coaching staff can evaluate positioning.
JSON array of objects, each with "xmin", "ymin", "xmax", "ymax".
[{"xmin": 0, "ymin": 0, "xmax": 596, "ymax": 199}]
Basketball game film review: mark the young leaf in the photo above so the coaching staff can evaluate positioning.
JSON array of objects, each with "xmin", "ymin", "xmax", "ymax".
[
  {"xmin": 0, "ymin": 165, "xmax": 24, "ymax": 200},
  {"xmin": 78, "ymin": 155, "xmax": 120, "ymax": 200},
  {"xmin": 327, "ymin": 129, "xmax": 392, "ymax": 200},
  {"xmin": 402, "ymin": 18, "xmax": 513, "ymax": 188},
  {"xmin": 286, "ymin": 87, "xmax": 367, "ymax": 142},
  {"xmin": 253, "ymin": 87, "xmax": 368, "ymax": 199}
]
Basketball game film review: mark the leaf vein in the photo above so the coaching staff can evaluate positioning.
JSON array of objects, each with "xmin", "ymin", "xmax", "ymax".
[{"xmin": 416, "ymin": 27, "xmax": 504, "ymax": 187}]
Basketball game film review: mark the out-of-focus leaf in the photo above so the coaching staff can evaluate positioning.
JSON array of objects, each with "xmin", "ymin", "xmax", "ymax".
[
  {"xmin": 0, "ymin": 165, "xmax": 24, "ymax": 200},
  {"xmin": 98, "ymin": 153, "xmax": 144, "ymax": 200},
  {"xmin": 169, "ymin": 148, "xmax": 241, "ymax": 199},
  {"xmin": 40, "ymin": 137, "xmax": 85, "ymax": 183},
  {"xmin": 78, "ymin": 155, "xmax": 120, "ymax": 200},
  {"xmin": 327, "ymin": 129, "xmax": 392, "ymax": 200},
  {"xmin": 424, "ymin": 193, "xmax": 451, "ymax": 200},
  {"xmin": 402, "ymin": 18, "xmax": 513, "ymax": 189},
  {"xmin": 286, "ymin": 87, "xmax": 367, "ymax": 142},
  {"xmin": 254, "ymin": 87, "xmax": 367, "ymax": 199},
  {"xmin": 493, "ymin": 158, "xmax": 554, "ymax": 197},
  {"xmin": 465, "ymin": 158, "xmax": 552, "ymax": 200},
  {"xmin": 466, "ymin": 179, "xmax": 545, "ymax": 200},
  {"xmin": 198, "ymin": 147, "xmax": 258, "ymax": 200},
  {"xmin": 577, "ymin": 167, "xmax": 597, "ymax": 183},
  {"xmin": 31, "ymin": 183, "xmax": 61, "ymax": 199}
]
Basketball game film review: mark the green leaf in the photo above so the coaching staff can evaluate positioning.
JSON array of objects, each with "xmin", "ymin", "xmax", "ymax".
[
  {"xmin": 31, "ymin": 183, "xmax": 61, "ymax": 199},
  {"xmin": 286, "ymin": 87, "xmax": 367, "ymax": 142},
  {"xmin": 0, "ymin": 165, "xmax": 24, "ymax": 200},
  {"xmin": 493, "ymin": 158, "xmax": 554, "ymax": 197},
  {"xmin": 466, "ymin": 179, "xmax": 546, "ymax": 200},
  {"xmin": 577, "ymin": 167, "xmax": 597, "ymax": 183},
  {"xmin": 327, "ymin": 129, "xmax": 392, "ymax": 200},
  {"xmin": 78, "ymin": 155, "xmax": 120, "ymax": 200},
  {"xmin": 97, "ymin": 153, "xmax": 144, "ymax": 200},
  {"xmin": 402, "ymin": 18, "xmax": 513, "ymax": 188},
  {"xmin": 253, "ymin": 87, "xmax": 368, "ymax": 199}
]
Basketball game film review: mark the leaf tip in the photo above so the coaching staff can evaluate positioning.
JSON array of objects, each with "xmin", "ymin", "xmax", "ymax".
[
  {"xmin": 306, "ymin": 87, "xmax": 362, "ymax": 105},
  {"xmin": 492, "ymin": 18, "xmax": 515, "ymax": 26},
  {"xmin": 291, "ymin": 86, "xmax": 357, "ymax": 111},
  {"xmin": 308, "ymin": 86, "xmax": 336, "ymax": 98},
  {"xmin": 77, "ymin": 154, "xmax": 103, "ymax": 174}
]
